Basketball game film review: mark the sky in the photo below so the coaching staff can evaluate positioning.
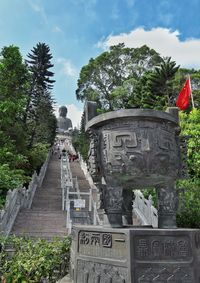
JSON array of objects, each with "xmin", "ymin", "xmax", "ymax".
[{"xmin": 0, "ymin": 0, "xmax": 200, "ymax": 127}]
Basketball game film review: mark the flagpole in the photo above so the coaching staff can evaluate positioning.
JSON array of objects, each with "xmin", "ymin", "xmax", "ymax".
[{"xmin": 188, "ymin": 75, "xmax": 195, "ymax": 109}]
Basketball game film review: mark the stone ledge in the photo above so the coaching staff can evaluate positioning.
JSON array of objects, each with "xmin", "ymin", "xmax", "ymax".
[{"xmin": 57, "ymin": 275, "xmax": 73, "ymax": 283}]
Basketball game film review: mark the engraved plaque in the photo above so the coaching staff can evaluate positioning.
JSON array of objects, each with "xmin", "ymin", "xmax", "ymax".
[
  {"xmin": 78, "ymin": 231, "xmax": 127, "ymax": 260},
  {"xmin": 134, "ymin": 236, "xmax": 192, "ymax": 261}
]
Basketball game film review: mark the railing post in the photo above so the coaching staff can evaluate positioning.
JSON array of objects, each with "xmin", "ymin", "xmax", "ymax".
[
  {"xmin": 66, "ymin": 200, "xmax": 70, "ymax": 228},
  {"xmin": 93, "ymin": 202, "xmax": 97, "ymax": 226},
  {"xmin": 89, "ymin": 188, "xmax": 92, "ymax": 212},
  {"xmin": 62, "ymin": 187, "xmax": 65, "ymax": 211}
]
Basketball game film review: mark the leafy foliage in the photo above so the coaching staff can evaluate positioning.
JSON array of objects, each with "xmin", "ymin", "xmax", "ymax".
[
  {"xmin": 138, "ymin": 57, "xmax": 179, "ymax": 109},
  {"xmin": 76, "ymin": 44, "xmax": 162, "ymax": 111},
  {"xmin": 177, "ymin": 179, "xmax": 200, "ymax": 228},
  {"xmin": 0, "ymin": 236, "xmax": 71, "ymax": 283},
  {"xmin": 27, "ymin": 143, "xmax": 49, "ymax": 173},
  {"xmin": 180, "ymin": 108, "xmax": 200, "ymax": 178},
  {"xmin": 0, "ymin": 43, "xmax": 56, "ymax": 206},
  {"xmin": 71, "ymin": 112, "xmax": 90, "ymax": 160}
]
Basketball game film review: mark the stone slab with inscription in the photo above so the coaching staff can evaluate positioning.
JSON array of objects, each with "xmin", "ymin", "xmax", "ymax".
[{"xmin": 70, "ymin": 226, "xmax": 200, "ymax": 283}]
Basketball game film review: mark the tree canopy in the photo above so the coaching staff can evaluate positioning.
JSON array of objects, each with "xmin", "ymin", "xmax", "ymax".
[
  {"xmin": 0, "ymin": 43, "xmax": 56, "ymax": 207},
  {"xmin": 76, "ymin": 44, "xmax": 163, "ymax": 111}
]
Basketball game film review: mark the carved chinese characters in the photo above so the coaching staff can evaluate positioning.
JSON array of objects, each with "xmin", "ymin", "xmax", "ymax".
[
  {"xmin": 135, "ymin": 236, "xmax": 191, "ymax": 260},
  {"xmin": 78, "ymin": 231, "xmax": 127, "ymax": 260}
]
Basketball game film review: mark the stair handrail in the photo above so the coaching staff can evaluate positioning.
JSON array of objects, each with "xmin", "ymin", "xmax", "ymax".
[
  {"xmin": 72, "ymin": 176, "xmax": 80, "ymax": 199},
  {"xmin": 61, "ymin": 154, "xmax": 73, "ymax": 210},
  {"xmin": 66, "ymin": 199, "xmax": 72, "ymax": 234},
  {"xmin": 78, "ymin": 153, "xmax": 103, "ymax": 225},
  {"xmin": 91, "ymin": 195, "xmax": 103, "ymax": 226}
]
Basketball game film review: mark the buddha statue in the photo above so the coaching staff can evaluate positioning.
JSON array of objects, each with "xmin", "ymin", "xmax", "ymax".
[{"xmin": 57, "ymin": 106, "xmax": 72, "ymax": 132}]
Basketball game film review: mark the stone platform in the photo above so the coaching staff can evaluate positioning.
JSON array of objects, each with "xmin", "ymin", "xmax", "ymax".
[{"xmin": 70, "ymin": 226, "xmax": 200, "ymax": 283}]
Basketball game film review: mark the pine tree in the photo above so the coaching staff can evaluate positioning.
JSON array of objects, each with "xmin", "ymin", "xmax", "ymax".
[
  {"xmin": 27, "ymin": 42, "xmax": 55, "ymax": 90},
  {"xmin": 25, "ymin": 43, "xmax": 56, "ymax": 147},
  {"xmin": 139, "ymin": 57, "xmax": 179, "ymax": 109}
]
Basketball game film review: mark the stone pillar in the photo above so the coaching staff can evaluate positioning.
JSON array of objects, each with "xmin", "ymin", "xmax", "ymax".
[
  {"xmin": 122, "ymin": 190, "xmax": 133, "ymax": 225},
  {"xmin": 157, "ymin": 180, "xmax": 178, "ymax": 229},
  {"xmin": 103, "ymin": 177, "xmax": 123, "ymax": 228}
]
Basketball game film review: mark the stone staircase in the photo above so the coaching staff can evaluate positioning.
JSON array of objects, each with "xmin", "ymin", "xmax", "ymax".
[
  {"xmin": 11, "ymin": 154, "xmax": 67, "ymax": 239},
  {"xmin": 11, "ymin": 151, "xmax": 142, "ymax": 239}
]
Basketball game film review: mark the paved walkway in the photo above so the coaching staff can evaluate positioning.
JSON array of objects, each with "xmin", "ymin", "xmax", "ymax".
[{"xmin": 11, "ymin": 154, "xmax": 67, "ymax": 239}]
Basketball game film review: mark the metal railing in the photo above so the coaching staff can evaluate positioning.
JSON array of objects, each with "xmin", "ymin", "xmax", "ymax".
[
  {"xmin": 61, "ymin": 153, "xmax": 101, "ymax": 233},
  {"xmin": 79, "ymin": 154, "xmax": 103, "ymax": 226}
]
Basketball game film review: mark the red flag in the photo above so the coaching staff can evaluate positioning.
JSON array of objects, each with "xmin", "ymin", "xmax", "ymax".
[{"xmin": 176, "ymin": 78, "xmax": 191, "ymax": 110}]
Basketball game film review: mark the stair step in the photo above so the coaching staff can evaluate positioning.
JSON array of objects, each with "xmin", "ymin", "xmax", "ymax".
[{"xmin": 11, "ymin": 155, "xmax": 67, "ymax": 239}]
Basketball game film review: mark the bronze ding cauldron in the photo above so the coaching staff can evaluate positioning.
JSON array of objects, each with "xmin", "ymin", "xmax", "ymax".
[{"xmin": 85, "ymin": 103, "xmax": 181, "ymax": 228}]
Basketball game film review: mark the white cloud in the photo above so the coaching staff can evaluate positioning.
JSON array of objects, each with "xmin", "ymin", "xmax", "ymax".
[
  {"xmin": 28, "ymin": 0, "xmax": 47, "ymax": 24},
  {"xmin": 97, "ymin": 27, "xmax": 200, "ymax": 69},
  {"xmin": 52, "ymin": 26, "xmax": 63, "ymax": 33},
  {"xmin": 57, "ymin": 58, "xmax": 78, "ymax": 78},
  {"xmin": 54, "ymin": 104, "xmax": 83, "ymax": 129}
]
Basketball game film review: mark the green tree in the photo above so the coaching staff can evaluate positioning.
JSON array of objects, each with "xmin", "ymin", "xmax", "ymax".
[
  {"xmin": 27, "ymin": 42, "xmax": 55, "ymax": 90},
  {"xmin": 138, "ymin": 57, "xmax": 179, "ymax": 109},
  {"xmin": 180, "ymin": 108, "xmax": 200, "ymax": 178},
  {"xmin": 76, "ymin": 44, "xmax": 162, "ymax": 111},
  {"xmin": 0, "ymin": 46, "xmax": 29, "ymax": 152},
  {"xmin": 0, "ymin": 46, "xmax": 30, "ymax": 205},
  {"xmin": 175, "ymin": 109, "xmax": 200, "ymax": 228},
  {"xmin": 25, "ymin": 43, "xmax": 56, "ymax": 147}
]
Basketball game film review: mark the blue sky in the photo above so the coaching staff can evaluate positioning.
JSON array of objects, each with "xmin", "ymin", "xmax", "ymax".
[{"xmin": 0, "ymin": 0, "xmax": 200, "ymax": 127}]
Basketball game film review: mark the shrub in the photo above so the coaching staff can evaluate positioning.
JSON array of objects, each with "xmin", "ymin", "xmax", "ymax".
[
  {"xmin": 177, "ymin": 178, "xmax": 200, "ymax": 228},
  {"xmin": 28, "ymin": 143, "xmax": 49, "ymax": 174},
  {"xmin": 0, "ymin": 236, "xmax": 71, "ymax": 283}
]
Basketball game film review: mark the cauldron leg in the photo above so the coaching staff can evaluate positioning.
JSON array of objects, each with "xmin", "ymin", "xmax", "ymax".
[
  {"xmin": 157, "ymin": 180, "xmax": 178, "ymax": 229},
  {"xmin": 103, "ymin": 178, "xmax": 123, "ymax": 228},
  {"xmin": 122, "ymin": 189, "xmax": 133, "ymax": 225}
]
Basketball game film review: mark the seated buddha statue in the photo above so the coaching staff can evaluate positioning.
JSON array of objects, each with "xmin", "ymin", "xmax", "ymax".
[{"xmin": 57, "ymin": 106, "xmax": 72, "ymax": 132}]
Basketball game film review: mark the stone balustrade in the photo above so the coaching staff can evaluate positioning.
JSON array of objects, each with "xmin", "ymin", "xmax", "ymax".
[
  {"xmin": 0, "ymin": 151, "xmax": 51, "ymax": 236},
  {"xmin": 133, "ymin": 189, "xmax": 158, "ymax": 227}
]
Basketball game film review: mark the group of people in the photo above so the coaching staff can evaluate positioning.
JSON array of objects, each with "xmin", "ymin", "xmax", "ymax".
[
  {"xmin": 52, "ymin": 141, "xmax": 78, "ymax": 162},
  {"xmin": 68, "ymin": 153, "xmax": 78, "ymax": 162}
]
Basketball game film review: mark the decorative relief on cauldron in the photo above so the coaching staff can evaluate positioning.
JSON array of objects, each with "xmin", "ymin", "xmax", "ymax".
[
  {"xmin": 100, "ymin": 122, "xmax": 179, "ymax": 181},
  {"xmin": 87, "ymin": 129, "xmax": 100, "ymax": 181}
]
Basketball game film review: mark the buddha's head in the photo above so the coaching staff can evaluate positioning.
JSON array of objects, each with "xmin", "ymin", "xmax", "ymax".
[{"xmin": 59, "ymin": 106, "xmax": 68, "ymax": 118}]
